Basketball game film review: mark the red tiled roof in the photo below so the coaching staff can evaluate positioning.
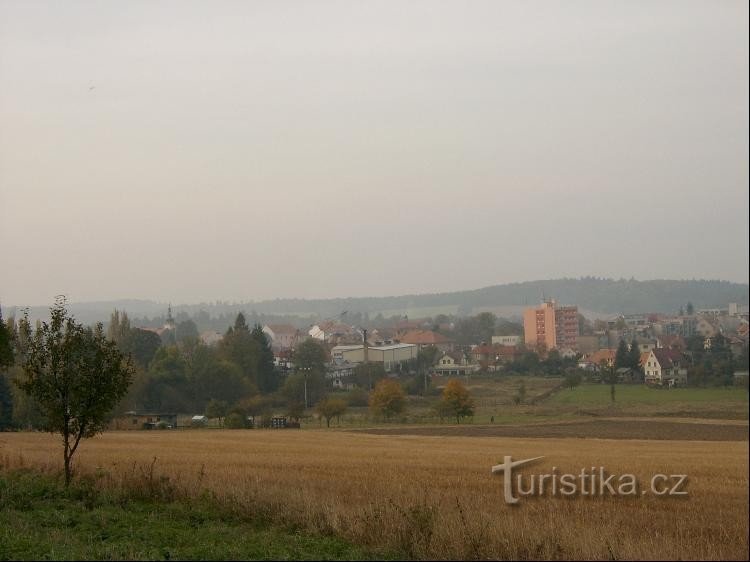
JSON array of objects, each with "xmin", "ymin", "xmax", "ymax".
[
  {"xmin": 589, "ymin": 349, "xmax": 616, "ymax": 364},
  {"xmin": 657, "ymin": 334, "xmax": 685, "ymax": 349},
  {"xmin": 639, "ymin": 352, "xmax": 651, "ymax": 367},
  {"xmin": 397, "ymin": 330, "xmax": 452, "ymax": 345},
  {"xmin": 652, "ymin": 348, "xmax": 683, "ymax": 369}
]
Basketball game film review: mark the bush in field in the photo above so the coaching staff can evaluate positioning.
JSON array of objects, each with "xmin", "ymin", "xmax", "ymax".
[
  {"xmin": 565, "ymin": 371, "xmax": 583, "ymax": 390},
  {"xmin": 369, "ymin": 379, "xmax": 406, "ymax": 421},
  {"xmin": 438, "ymin": 379, "xmax": 474, "ymax": 423},
  {"xmin": 315, "ymin": 397, "xmax": 348, "ymax": 427},
  {"xmin": 224, "ymin": 412, "xmax": 248, "ymax": 429}
]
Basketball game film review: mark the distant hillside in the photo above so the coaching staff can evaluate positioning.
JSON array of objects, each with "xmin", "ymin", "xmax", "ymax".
[{"xmin": 4, "ymin": 278, "xmax": 747, "ymax": 326}]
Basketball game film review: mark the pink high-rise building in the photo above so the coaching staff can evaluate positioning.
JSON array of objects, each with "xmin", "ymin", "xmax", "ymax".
[{"xmin": 523, "ymin": 300, "xmax": 579, "ymax": 351}]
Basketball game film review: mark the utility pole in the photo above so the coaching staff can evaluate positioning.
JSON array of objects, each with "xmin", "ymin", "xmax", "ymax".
[{"xmin": 363, "ymin": 329, "xmax": 371, "ymax": 391}]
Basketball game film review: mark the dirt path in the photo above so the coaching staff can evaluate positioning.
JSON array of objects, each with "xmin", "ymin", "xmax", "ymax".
[{"xmin": 351, "ymin": 419, "xmax": 749, "ymax": 441}]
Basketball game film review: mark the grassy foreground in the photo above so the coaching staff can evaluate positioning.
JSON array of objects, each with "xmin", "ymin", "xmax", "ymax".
[
  {"xmin": 0, "ymin": 470, "xmax": 381, "ymax": 561},
  {"xmin": 1, "ymin": 428, "xmax": 748, "ymax": 560}
]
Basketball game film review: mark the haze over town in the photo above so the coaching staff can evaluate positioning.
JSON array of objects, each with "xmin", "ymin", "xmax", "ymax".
[{"xmin": 1, "ymin": 0, "xmax": 748, "ymax": 307}]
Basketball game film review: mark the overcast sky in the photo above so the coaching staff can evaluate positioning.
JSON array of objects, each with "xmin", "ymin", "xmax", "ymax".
[{"xmin": 1, "ymin": 0, "xmax": 748, "ymax": 306}]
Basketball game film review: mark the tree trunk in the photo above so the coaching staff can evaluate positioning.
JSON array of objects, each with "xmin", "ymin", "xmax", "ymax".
[{"xmin": 63, "ymin": 433, "xmax": 72, "ymax": 487}]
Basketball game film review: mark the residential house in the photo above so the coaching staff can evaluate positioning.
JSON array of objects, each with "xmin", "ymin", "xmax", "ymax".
[
  {"xmin": 695, "ymin": 317, "xmax": 719, "ymax": 339},
  {"xmin": 656, "ymin": 334, "xmax": 687, "ymax": 352},
  {"xmin": 642, "ymin": 349, "xmax": 688, "ymax": 387},
  {"xmin": 433, "ymin": 351, "xmax": 476, "ymax": 376},
  {"xmin": 308, "ymin": 321, "xmax": 358, "ymax": 344},
  {"xmin": 262, "ymin": 324, "xmax": 300, "ymax": 350},
  {"xmin": 587, "ymin": 349, "xmax": 617, "ymax": 370},
  {"xmin": 633, "ymin": 337, "xmax": 657, "ymax": 354}
]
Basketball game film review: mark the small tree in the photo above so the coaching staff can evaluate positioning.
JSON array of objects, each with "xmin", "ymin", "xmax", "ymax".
[
  {"xmin": 369, "ymin": 379, "xmax": 406, "ymax": 421},
  {"xmin": 286, "ymin": 400, "xmax": 305, "ymax": 423},
  {"xmin": 439, "ymin": 379, "xmax": 474, "ymax": 423},
  {"xmin": 564, "ymin": 371, "xmax": 582, "ymax": 390},
  {"xmin": 513, "ymin": 380, "xmax": 527, "ymax": 405},
  {"xmin": 205, "ymin": 398, "xmax": 229, "ymax": 427},
  {"xmin": 18, "ymin": 298, "xmax": 133, "ymax": 485},
  {"xmin": 315, "ymin": 397, "xmax": 348, "ymax": 427},
  {"xmin": 614, "ymin": 339, "xmax": 629, "ymax": 370}
]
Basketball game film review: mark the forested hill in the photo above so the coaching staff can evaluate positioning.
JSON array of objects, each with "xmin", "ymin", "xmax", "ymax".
[
  {"xmin": 222, "ymin": 278, "xmax": 748, "ymax": 318},
  {"xmin": 4, "ymin": 278, "xmax": 748, "ymax": 325}
]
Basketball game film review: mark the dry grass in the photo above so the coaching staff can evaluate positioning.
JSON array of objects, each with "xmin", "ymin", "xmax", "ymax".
[{"xmin": 1, "ymin": 429, "xmax": 747, "ymax": 560}]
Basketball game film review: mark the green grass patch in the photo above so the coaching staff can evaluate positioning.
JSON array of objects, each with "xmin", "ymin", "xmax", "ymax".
[
  {"xmin": 0, "ymin": 470, "xmax": 382, "ymax": 561},
  {"xmin": 550, "ymin": 384, "xmax": 749, "ymax": 406}
]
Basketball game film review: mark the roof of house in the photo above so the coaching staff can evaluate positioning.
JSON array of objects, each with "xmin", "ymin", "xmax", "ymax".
[
  {"xmin": 657, "ymin": 334, "xmax": 686, "ymax": 349},
  {"xmin": 438, "ymin": 351, "xmax": 465, "ymax": 364},
  {"xmin": 589, "ymin": 349, "xmax": 617, "ymax": 364},
  {"xmin": 264, "ymin": 324, "xmax": 297, "ymax": 335},
  {"xmin": 397, "ymin": 329, "xmax": 452, "ymax": 345},
  {"xmin": 315, "ymin": 321, "xmax": 354, "ymax": 334},
  {"xmin": 639, "ymin": 352, "xmax": 651, "ymax": 367},
  {"xmin": 652, "ymin": 348, "xmax": 683, "ymax": 369}
]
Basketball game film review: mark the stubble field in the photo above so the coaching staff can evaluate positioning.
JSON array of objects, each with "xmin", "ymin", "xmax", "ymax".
[{"xmin": 1, "ymin": 428, "xmax": 747, "ymax": 560}]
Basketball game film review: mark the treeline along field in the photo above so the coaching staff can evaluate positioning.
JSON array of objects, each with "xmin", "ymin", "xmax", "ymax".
[{"xmin": 1, "ymin": 430, "xmax": 747, "ymax": 560}]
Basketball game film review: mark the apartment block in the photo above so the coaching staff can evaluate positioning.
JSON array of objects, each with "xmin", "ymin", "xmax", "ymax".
[{"xmin": 523, "ymin": 300, "xmax": 579, "ymax": 351}]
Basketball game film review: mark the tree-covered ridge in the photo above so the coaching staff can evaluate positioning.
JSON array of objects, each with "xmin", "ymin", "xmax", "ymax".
[{"xmin": 5, "ymin": 278, "xmax": 748, "ymax": 325}]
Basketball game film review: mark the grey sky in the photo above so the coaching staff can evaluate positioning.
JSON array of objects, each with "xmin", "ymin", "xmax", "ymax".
[{"xmin": 1, "ymin": 0, "xmax": 747, "ymax": 306}]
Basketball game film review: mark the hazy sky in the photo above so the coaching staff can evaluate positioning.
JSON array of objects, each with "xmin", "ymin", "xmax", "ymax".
[{"xmin": 1, "ymin": 0, "xmax": 748, "ymax": 306}]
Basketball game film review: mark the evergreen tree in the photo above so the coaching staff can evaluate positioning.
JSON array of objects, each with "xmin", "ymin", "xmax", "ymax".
[
  {"xmin": 218, "ymin": 313, "xmax": 260, "ymax": 383},
  {"xmin": 251, "ymin": 324, "xmax": 277, "ymax": 393},
  {"xmin": 686, "ymin": 302, "xmax": 695, "ymax": 315},
  {"xmin": 614, "ymin": 339, "xmax": 629, "ymax": 369},
  {"xmin": 628, "ymin": 339, "xmax": 642, "ymax": 370}
]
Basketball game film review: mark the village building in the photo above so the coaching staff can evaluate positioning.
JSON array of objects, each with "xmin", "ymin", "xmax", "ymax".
[
  {"xmin": 642, "ymin": 349, "xmax": 688, "ymax": 387},
  {"xmin": 262, "ymin": 324, "xmax": 300, "ymax": 350},
  {"xmin": 432, "ymin": 351, "xmax": 476, "ymax": 376}
]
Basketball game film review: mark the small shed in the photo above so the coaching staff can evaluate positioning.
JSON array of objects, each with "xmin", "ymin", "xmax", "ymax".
[{"xmin": 191, "ymin": 415, "xmax": 209, "ymax": 427}]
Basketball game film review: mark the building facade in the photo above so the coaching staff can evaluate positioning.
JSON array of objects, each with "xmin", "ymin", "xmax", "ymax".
[{"xmin": 523, "ymin": 300, "xmax": 579, "ymax": 351}]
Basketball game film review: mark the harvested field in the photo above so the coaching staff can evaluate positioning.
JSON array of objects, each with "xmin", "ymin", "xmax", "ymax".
[
  {"xmin": 1, "ymin": 429, "xmax": 747, "ymax": 560},
  {"xmin": 354, "ymin": 419, "xmax": 750, "ymax": 441}
]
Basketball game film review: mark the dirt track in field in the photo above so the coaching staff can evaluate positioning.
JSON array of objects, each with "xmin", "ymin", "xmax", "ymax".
[{"xmin": 352, "ymin": 419, "xmax": 749, "ymax": 441}]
